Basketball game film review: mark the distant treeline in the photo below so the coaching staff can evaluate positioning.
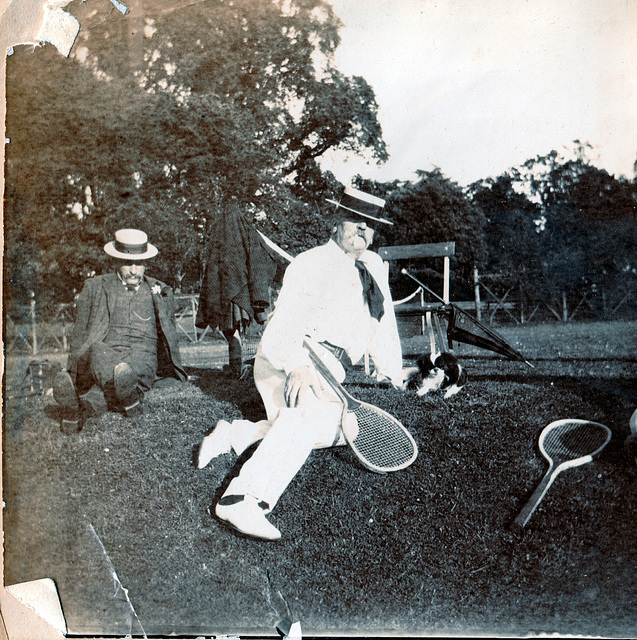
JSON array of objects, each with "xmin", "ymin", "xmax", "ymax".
[{"xmin": 4, "ymin": 0, "xmax": 635, "ymax": 319}]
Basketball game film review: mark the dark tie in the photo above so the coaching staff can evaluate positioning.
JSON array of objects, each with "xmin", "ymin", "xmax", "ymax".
[{"xmin": 355, "ymin": 260, "xmax": 385, "ymax": 321}]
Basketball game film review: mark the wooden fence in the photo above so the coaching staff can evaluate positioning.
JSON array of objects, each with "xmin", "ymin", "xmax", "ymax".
[
  {"xmin": 5, "ymin": 299, "xmax": 75, "ymax": 356},
  {"xmin": 4, "ymin": 294, "xmax": 262, "ymax": 357},
  {"xmin": 5, "ymin": 279, "xmax": 635, "ymax": 356},
  {"xmin": 473, "ymin": 268, "xmax": 636, "ymax": 324}
]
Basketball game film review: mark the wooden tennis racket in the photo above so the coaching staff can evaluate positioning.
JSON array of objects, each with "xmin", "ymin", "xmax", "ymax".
[
  {"xmin": 514, "ymin": 418, "xmax": 611, "ymax": 529},
  {"xmin": 304, "ymin": 339, "xmax": 418, "ymax": 474}
]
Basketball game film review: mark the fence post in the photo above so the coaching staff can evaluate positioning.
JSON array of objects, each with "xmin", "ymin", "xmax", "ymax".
[
  {"xmin": 473, "ymin": 266, "xmax": 482, "ymax": 321},
  {"xmin": 29, "ymin": 290, "xmax": 38, "ymax": 356},
  {"xmin": 562, "ymin": 291, "xmax": 568, "ymax": 322},
  {"xmin": 602, "ymin": 287, "xmax": 608, "ymax": 319}
]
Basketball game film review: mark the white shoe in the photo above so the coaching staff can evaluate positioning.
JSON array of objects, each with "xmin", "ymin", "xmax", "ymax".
[
  {"xmin": 197, "ymin": 420, "xmax": 232, "ymax": 468},
  {"xmin": 215, "ymin": 495, "xmax": 281, "ymax": 541}
]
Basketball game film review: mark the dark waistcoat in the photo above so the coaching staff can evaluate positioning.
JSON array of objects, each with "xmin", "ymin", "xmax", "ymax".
[{"xmin": 105, "ymin": 282, "xmax": 158, "ymax": 353}]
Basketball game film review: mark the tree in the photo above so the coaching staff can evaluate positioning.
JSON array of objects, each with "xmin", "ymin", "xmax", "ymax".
[
  {"xmin": 72, "ymin": 0, "xmax": 387, "ymax": 205},
  {"xmin": 368, "ymin": 170, "xmax": 486, "ymax": 272},
  {"xmin": 353, "ymin": 171, "xmax": 487, "ymax": 300},
  {"xmin": 468, "ymin": 174, "xmax": 542, "ymax": 303},
  {"xmin": 5, "ymin": 0, "xmax": 389, "ymax": 310},
  {"xmin": 495, "ymin": 146, "xmax": 637, "ymax": 312}
]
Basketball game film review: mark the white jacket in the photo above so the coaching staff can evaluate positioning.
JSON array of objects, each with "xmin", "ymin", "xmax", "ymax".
[{"xmin": 258, "ymin": 239, "xmax": 403, "ymax": 386}]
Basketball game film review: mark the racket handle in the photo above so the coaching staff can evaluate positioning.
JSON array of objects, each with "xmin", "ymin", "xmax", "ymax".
[
  {"xmin": 303, "ymin": 339, "xmax": 348, "ymax": 398},
  {"xmin": 513, "ymin": 469, "xmax": 558, "ymax": 529}
]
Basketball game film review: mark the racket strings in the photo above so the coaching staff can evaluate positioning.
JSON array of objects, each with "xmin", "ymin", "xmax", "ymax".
[
  {"xmin": 350, "ymin": 404, "xmax": 416, "ymax": 470},
  {"xmin": 544, "ymin": 423, "xmax": 609, "ymax": 459}
]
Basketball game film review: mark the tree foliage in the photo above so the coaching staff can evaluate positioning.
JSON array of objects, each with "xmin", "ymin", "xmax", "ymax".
[
  {"xmin": 4, "ymin": 0, "xmax": 636, "ymax": 322},
  {"xmin": 4, "ymin": 0, "xmax": 387, "ymax": 308},
  {"xmin": 518, "ymin": 150, "xmax": 636, "ymax": 299},
  {"xmin": 467, "ymin": 174, "xmax": 542, "ymax": 301},
  {"xmin": 469, "ymin": 147, "xmax": 637, "ymax": 306},
  {"xmin": 357, "ymin": 170, "xmax": 487, "ymax": 287}
]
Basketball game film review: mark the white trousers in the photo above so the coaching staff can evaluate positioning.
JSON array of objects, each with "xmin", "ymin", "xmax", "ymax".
[{"xmin": 223, "ymin": 351, "xmax": 346, "ymax": 510}]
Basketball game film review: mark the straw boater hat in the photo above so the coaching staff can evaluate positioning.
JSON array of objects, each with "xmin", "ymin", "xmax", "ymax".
[
  {"xmin": 104, "ymin": 229, "xmax": 158, "ymax": 260},
  {"xmin": 326, "ymin": 185, "xmax": 393, "ymax": 226}
]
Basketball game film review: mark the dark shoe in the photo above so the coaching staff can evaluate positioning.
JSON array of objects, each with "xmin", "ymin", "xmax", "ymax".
[
  {"xmin": 53, "ymin": 371, "xmax": 82, "ymax": 434},
  {"xmin": 113, "ymin": 362, "xmax": 137, "ymax": 400},
  {"xmin": 53, "ymin": 370, "xmax": 78, "ymax": 408},
  {"xmin": 113, "ymin": 362, "xmax": 142, "ymax": 416},
  {"xmin": 123, "ymin": 392, "xmax": 144, "ymax": 418}
]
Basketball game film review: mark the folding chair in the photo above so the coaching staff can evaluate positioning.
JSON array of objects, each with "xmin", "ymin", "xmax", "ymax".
[{"xmin": 364, "ymin": 242, "xmax": 456, "ymax": 374}]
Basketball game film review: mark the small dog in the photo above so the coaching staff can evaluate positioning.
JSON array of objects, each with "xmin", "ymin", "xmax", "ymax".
[{"xmin": 402, "ymin": 352, "xmax": 467, "ymax": 398}]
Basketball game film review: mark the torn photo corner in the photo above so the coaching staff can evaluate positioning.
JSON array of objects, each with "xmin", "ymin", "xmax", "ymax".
[
  {"xmin": 3, "ymin": 578, "xmax": 68, "ymax": 636},
  {"xmin": 35, "ymin": 3, "xmax": 80, "ymax": 57},
  {"xmin": 276, "ymin": 617, "xmax": 302, "ymax": 640}
]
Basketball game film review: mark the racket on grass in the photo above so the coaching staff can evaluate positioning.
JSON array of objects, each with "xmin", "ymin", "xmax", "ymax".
[
  {"xmin": 514, "ymin": 419, "xmax": 611, "ymax": 529},
  {"xmin": 304, "ymin": 339, "xmax": 418, "ymax": 474}
]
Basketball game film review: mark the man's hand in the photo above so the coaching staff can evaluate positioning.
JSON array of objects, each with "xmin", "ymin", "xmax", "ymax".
[{"xmin": 284, "ymin": 366, "xmax": 321, "ymax": 408}]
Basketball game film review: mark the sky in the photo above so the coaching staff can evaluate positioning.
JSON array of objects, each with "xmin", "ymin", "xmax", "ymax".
[{"xmin": 320, "ymin": 0, "xmax": 637, "ymax": 187}]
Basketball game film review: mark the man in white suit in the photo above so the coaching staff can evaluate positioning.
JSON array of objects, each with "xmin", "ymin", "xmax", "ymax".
[{"xmin": 198, "ymin": 187, "xmax": 405, "ymax": 540}]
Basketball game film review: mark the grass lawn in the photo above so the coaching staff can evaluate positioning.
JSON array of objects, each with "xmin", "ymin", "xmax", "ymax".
[{"xmin": 2, "ymin": 320, "xmax": 637, "ymax": 638}]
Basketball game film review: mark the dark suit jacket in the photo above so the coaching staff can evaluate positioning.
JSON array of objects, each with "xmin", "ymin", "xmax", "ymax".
[{"xmin": 68, "ymin": 273, "xmax": 188, "ymax": 390}]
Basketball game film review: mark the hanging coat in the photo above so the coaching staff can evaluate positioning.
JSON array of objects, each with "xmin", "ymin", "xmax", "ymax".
[{"xmin": 196, "ymin": 204, "xmax": 278, "ymax": 332}]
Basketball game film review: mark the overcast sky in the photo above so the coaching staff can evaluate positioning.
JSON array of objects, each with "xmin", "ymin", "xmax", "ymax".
[{"xmin": 320, "ymin": 0, "xmax": 637, "ymax": 187}]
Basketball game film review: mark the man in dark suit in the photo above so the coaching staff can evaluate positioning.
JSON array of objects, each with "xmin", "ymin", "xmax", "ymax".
[{"xmin": 53, "ymin": 229, "xmax": 188, "ymax": 433}]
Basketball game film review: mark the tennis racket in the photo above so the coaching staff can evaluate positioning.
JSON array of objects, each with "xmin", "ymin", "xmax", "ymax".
[
  {"xmin": 514, "ymin": 419, "xmax": 611, "ymax": 529},
  {"xmin": 304, "ymin": 339, "xmax": 418, "ymax": 474}
]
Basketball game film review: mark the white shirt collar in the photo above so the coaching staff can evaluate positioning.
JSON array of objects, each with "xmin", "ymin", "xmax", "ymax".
[{"xmin": 327, "ymin": 238, "xmax": 370, "ymax": 265}]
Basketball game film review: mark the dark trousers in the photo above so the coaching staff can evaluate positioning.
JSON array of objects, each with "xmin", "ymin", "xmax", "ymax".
[
  {"xmin": 78, "ymin": 343, "xmax": 158, "ymax": 413},
  {"xmin": 89, "ymin": 342, "xmax": 157, "ymax": 392}
]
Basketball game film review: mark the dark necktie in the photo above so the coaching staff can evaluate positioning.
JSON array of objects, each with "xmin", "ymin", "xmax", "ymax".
[{"xmin": 355, "ymin": 260, "xmax": 385, "ymax": 321}]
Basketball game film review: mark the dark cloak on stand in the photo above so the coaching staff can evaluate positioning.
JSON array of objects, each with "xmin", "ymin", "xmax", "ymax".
[{"xmin": 196, "ymin": 205, "xmax": 279, "ymax": 333}]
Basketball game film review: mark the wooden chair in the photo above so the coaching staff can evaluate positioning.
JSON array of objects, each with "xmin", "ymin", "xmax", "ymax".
[
  {"xmin": 364, "ymin": 242, "xmax": 456, "ymax": 374},
  {"xmin": 378, "ymin": 241, "xmax": 455, "ymax": 311}
]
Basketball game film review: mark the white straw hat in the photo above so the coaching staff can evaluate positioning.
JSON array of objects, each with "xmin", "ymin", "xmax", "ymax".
[
  {"xmin": 104, "ymin": 229, "xmax": 158, "ymax": 260},
  {"xmin": 326, "ymin": 185, "xmax": 393, "ymax": 226}
]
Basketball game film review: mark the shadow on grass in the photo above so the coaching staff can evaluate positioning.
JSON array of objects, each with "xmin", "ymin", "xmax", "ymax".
[
  {"xmin": 186, "ymin": 366, "xmax": 265, "ymax": 423},
  {"xmin": 467, "ymin": 372, "xmax": 637, "ymax": 400},
  {"xmin": 5, "ymin": 348, "xmax": 637, "ymax": 637}
]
